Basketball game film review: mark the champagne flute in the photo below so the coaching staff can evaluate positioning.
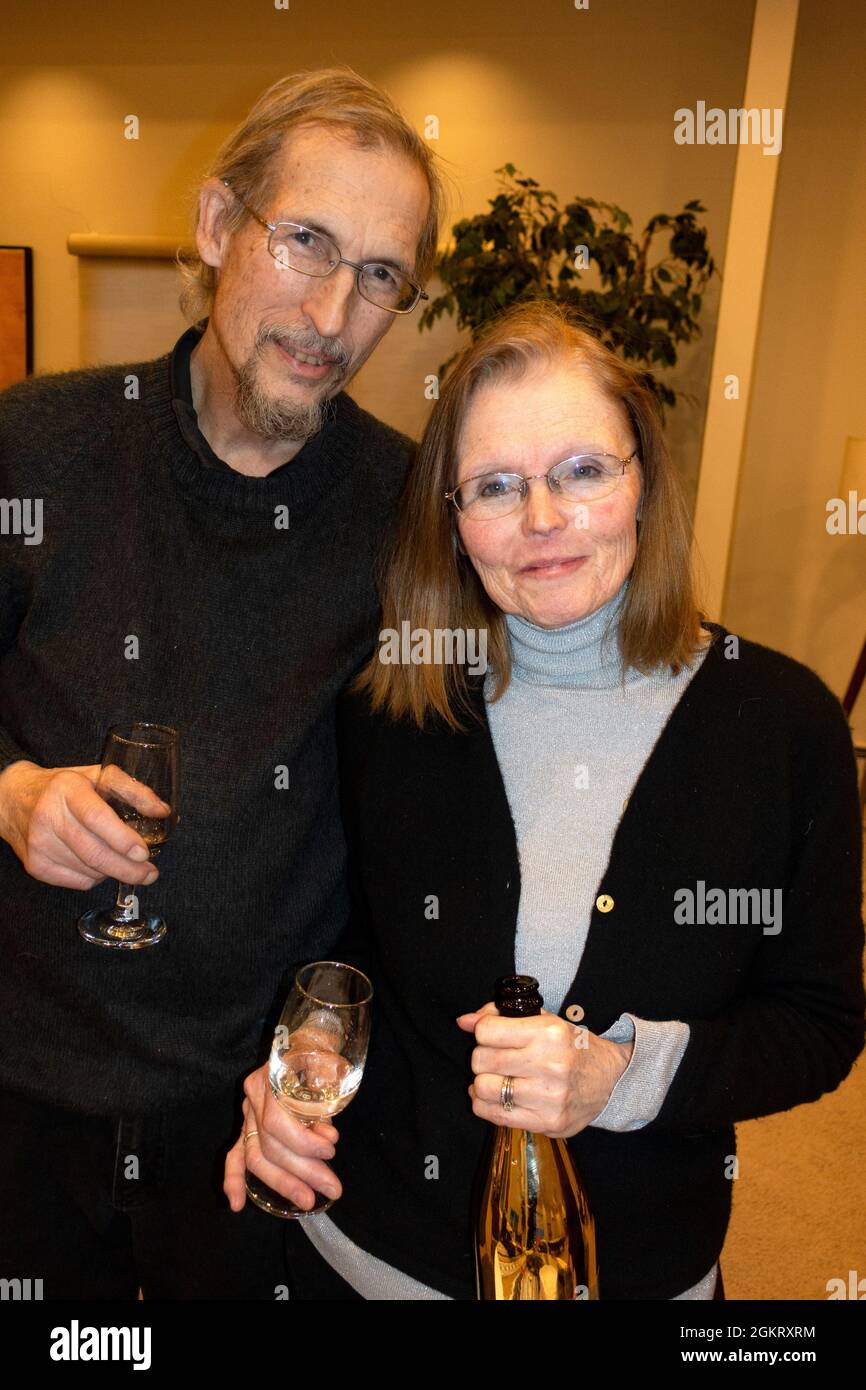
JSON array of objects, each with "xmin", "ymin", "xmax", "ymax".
[
  {"xmin": 77, "ymin": 722, "xmax": 179, "ymax": 949},
  {"xmin": 245, "ymin": 960, "xmax": 373, "ymax": 1219}
]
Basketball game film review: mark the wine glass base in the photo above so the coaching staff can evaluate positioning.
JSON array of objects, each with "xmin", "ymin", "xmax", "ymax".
[
  {"xmin": 245, "ymin": 1171, "xmax": 335, "ymax": 1219},
  {"xmin": 77, "ymin": 908, "xmax": 167, "ymax": 950}
]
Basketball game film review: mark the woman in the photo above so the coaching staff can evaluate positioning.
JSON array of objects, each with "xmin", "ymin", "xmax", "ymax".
[{"xmin": 226, "ymin": 301, "xmax": 865, "ymax": 1300}]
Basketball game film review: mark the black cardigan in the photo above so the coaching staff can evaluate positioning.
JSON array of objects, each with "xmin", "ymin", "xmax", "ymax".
[{"xmin": 325, "ymin": 623, "xmax": 865, "ymax": 1299}]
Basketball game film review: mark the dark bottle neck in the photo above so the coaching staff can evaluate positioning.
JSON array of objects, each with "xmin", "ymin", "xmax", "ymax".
[{"xmin": 494, "ymin": 974, "xmax": 543, "ymax": 1017}]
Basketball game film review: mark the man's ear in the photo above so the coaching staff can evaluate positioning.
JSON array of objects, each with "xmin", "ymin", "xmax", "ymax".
[{"xmin": 195, "ymin": 179, "xmax": 236, "ymax": 272}]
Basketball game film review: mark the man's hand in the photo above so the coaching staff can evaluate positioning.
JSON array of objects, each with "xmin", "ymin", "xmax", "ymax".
[
  {"xmin": 457, "ymin": 1002, "xmax": 634, "ymax": 1138},
  {"xmin": 224, "ymin": 1063, "xmax": 342, "ymax": 1213},
  {"xmin": 0, "ymin": 759, "xmax": 168, "ymax": 890}
]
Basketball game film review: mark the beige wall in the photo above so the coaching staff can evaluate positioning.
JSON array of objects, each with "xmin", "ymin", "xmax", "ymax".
[
  {"xmin": 0, "ymin": 0, "xmax": 753, "ymax": 490},
  {"xmin": 724, "ymin": 0, "xmax": 866, "ymax": 740}
]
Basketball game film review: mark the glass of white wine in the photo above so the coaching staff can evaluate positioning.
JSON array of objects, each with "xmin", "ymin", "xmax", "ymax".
[
  {"xmin": 77, "ymin": 722, "xmax": 179, "ymax": 950},
  {"xmin": 245, "ymin": 960, "xmax": 373, "ymax": 1219}
]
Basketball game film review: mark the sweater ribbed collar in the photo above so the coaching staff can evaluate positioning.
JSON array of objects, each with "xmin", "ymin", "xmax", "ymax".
[
  {"xmin": 140, "ymin": 321, "xmax": 358, "ymax": 515},
  {"xmin": 502, "ymin": 580, "xmax": 643, "ymax": 690}
]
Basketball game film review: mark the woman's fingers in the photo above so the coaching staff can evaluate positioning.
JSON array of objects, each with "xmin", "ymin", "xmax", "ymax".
[
  {"xmin": 471, "ymin": 1041, "xmax": 574, "ymax": 1079},
  {"xmin": 224, "ymin": 1100, "xmax": 342, "ymax": 1214},
  {"xmin": 242, "ymin": 1067, "xmax": 268, "ymax": 1125},
  {"xmin": 471, "ymin": 1071, "xmax": 542, "ymax": 1110},
  {"xmin": 223, "ymin": 1123, "xmax": 248, "ymax": 1211},
  {"xmin": 224, "ymin": 1098, "xmax": 259, "ymax": 1211},
  {"xmin": 455, "ymin": 1001, "xmax": 498, "ymax": 1029},
  {"xmin": 468, "ymin": 1076, "xmax": 540, "ymax": 1129},
  {"xmin": 243, "ymin": 1066, "xmax": 340, "ymax": 1155},
  {"xmin": 474, "ymin": 1011, "xmax": 559, "ymax": 1049},
  {"xmin": 470, "ymin": 1015, "xmax": 574, "ymax": 1081},
  {"xmin": 257, "ymin": 1110, "xmax": 337, "ymax": 1170},
  {"xmin": 237, "ymin": 1067, "xmax": 343, "ymax": 1209},
  {"xmin": 470, "ymin": 1070, "xmax": 574, "ymax": 1134},
  {"xmin": 259, "ymin": 1086, "xmax": 338, "ymax": 1159},
  {"xmin": 243, "ymin": 1128, "xmax": 342, "ymax": 1209}
]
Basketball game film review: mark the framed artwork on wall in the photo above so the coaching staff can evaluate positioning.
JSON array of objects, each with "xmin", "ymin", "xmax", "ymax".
[{"xmin": 0, "ymin": 246, "xmax": 33, "ymax": 388}]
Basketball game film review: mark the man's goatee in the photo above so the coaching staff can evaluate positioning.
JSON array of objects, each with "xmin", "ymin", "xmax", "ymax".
[{"xmin": 233, "ymin": 333, "xmax": 345, "ymax": 442}]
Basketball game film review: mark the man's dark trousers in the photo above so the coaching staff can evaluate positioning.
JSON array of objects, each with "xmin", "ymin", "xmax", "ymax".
[{"xmin": 0, "ymin": 1084, "xmax": 287, "ymax": 1299}]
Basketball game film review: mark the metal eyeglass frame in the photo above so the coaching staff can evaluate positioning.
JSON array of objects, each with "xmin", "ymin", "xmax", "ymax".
[
  {"xmin": 444, "ymin": 451, "xmax": 639, "ymax": 516},
  {"xmin": 222, "ymin": 179, "xmax": 429, "ymax": 315}
]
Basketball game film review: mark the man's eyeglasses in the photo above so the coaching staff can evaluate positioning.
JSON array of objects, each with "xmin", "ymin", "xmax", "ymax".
[
  {"xmin": 445, "ymin": 452, "xmax": 639, "ymax": 518},
  {"xmin": 222, "ymin": 179, "xmax": 428, "ymax": 315}
]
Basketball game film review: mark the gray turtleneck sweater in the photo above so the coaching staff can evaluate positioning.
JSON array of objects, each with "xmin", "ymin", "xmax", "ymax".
[{"xmin": 300, "ymin": 583, "xmax": 719, "ymax": 1300}]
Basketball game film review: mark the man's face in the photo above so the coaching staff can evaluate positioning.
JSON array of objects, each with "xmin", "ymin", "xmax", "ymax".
[{"xmin": 200, "ymin": 124, "xmax": 431, "ymax": 442}]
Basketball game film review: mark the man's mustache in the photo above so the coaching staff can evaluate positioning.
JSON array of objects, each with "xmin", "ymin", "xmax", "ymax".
[{"xmin": 257, "ymin": 327, "xmax": 350, "ymax": 372}]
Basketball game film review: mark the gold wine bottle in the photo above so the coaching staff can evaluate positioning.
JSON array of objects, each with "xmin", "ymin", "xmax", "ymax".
[{"xmin": 472, "ymin": 975, "xmax": 599, "ymax": 1300}]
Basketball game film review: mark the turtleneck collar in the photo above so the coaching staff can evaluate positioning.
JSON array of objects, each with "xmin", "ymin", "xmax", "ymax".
[{"xmin": 501, "ymin": 580, "xmax": 642, "ymax": 690}]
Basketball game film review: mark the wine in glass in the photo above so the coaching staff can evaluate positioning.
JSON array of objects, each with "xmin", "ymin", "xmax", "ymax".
[
  {"xmin": 77, "ymin": 722, "xmax": 179, "ymax": 949},
  {"xmin": 245, "ymin": 960, "xmax": 372, "ymax": 1218}
]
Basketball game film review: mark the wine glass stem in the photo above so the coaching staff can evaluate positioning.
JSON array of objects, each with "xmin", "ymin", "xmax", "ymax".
[{"xmin": 113, "ymin": 882, "xmax": 139, "ymax": 922}]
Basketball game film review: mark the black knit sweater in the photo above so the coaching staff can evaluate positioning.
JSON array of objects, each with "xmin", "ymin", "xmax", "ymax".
[
  {"xmin": 326, "ymin": 631, "xmax": 866, "ymax": 1299},
  {"xmin": 0, "ymin": 325, "xmax": 411, "ymax": 1114}
]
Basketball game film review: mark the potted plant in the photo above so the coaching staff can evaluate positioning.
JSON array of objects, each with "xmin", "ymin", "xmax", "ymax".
[{"xmin": 419, "ymin": 164, "xmax": 717, "ymax": 412}]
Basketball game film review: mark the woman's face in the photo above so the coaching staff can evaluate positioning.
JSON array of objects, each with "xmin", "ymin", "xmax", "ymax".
[{"xmin": 453, "ymin": 359, "xmax": 642, "ymax": 628}]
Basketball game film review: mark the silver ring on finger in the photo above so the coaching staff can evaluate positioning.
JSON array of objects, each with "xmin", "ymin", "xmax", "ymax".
[{"xmin": 500, "ymin": 1075, "xmax": 516, "ymax": 1112}]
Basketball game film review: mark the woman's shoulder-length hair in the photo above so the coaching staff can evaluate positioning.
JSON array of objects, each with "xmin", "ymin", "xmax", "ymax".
[{"xmin": 351, "ymin": 298, "xmax": 706, "ymax": 733}]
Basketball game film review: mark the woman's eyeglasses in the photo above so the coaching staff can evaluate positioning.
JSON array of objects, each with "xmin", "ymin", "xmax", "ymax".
[{"xmin": 445, "ymin": 452, "xmax": 638, "ymax": 518}]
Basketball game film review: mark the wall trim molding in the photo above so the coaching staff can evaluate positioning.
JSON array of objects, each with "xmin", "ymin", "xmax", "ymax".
[{"xmin": 67, "ymin": 234, "xmax": 191, "ymax": 260}]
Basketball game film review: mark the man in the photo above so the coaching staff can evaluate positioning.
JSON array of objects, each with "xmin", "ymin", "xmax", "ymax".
[{"xmin": 0, "ymin": 66, "xmax": 441, "ymax": 1298}]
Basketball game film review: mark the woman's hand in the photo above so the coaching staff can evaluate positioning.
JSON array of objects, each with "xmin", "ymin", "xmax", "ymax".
[
  {"xmin": 223, "ymin": 1062, "xmax": 343, "ymax": 1212},
  {"xmin": 457, "ymin": 1003, "xmax": 634, "ymax": 1138}
]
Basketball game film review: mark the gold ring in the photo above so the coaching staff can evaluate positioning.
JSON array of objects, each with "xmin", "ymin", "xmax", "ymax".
[
  {"xmin": 243, "ymin": 1128, "xmax": 259, "ymax": 1144},
  {"xmin": 500, "ymin": 1076, "xmax": 516, "ymax": 1112}
]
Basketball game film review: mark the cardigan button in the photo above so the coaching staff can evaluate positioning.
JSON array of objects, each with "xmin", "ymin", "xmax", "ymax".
[
  {"xmin": 565, "ymin": 1004, "xmax": 585, "ymax": 1023},
  {"xmin": 596, "ymin": 893, "xmax": 615, "ymax": 913}
]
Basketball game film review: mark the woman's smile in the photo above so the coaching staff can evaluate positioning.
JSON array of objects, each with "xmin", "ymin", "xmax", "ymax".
[{"xmin": 518, "ymin": 555, "xmax": 588, "ymax": 578}]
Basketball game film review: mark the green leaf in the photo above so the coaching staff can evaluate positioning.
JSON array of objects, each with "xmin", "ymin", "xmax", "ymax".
[{"xmin": 415, "ymin": 174, "xmax": 715, "ymax": 418}]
